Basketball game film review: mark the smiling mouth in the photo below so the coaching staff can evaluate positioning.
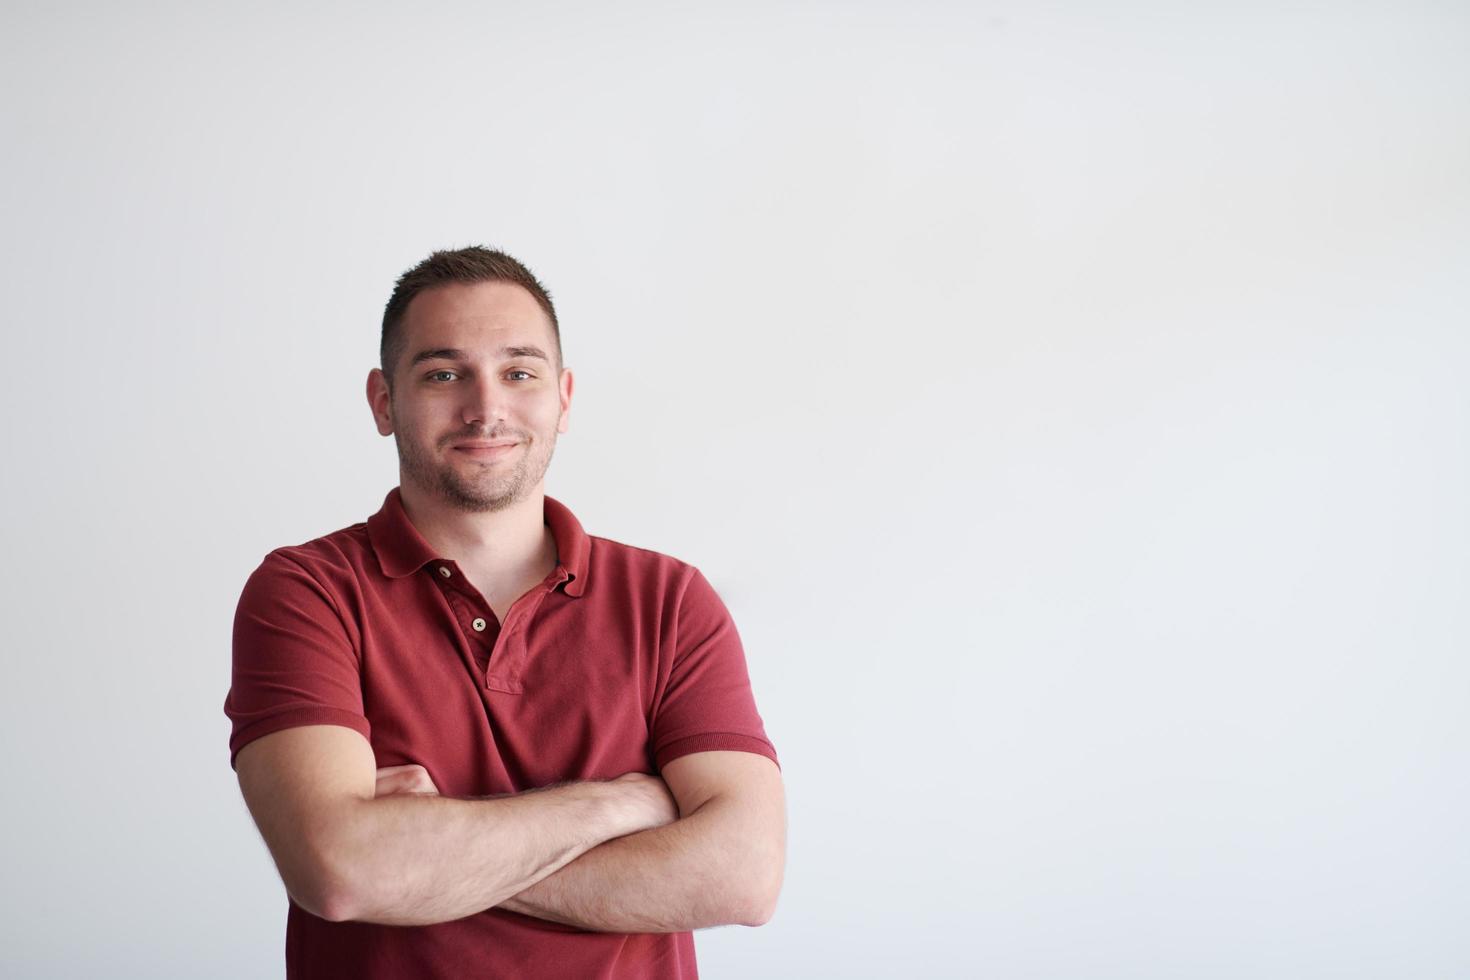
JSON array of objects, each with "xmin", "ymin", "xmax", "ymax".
[{"xmin": 452, "ymin": 442, "xmax": 519, "ymax": 460}]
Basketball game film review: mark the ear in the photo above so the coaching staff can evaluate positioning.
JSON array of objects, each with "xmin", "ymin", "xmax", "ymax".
[
  {"xmin": 557, "ymin": 366, "xmax": 575, "ymax": 435},
  {"xmin": 367, "ymin": 368, "xmax": 394, "ymax": 436}
]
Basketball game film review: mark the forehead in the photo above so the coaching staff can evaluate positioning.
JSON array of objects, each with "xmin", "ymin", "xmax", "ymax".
[{"xmin": 400, "ymin": 280, "xmax": 555, "ymax": 351}]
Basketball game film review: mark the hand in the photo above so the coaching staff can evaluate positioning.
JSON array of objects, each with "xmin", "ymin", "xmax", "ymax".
[
  {"xmin": 611, "ymin": 772, "xmax": 679, "ymax": 833},
  {"xmin": 375, "ymin": 764, "xmax": 440, "ymax": 798}
]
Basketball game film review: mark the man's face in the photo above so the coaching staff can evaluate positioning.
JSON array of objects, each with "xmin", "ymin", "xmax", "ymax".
[{"xmin": 367, "ymin": 281, "xmax": 573, "ymax": 513}]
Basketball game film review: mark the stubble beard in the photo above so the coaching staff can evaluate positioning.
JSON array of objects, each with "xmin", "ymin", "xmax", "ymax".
[{"xmin": 395, "ymin": 423, "xmax": 559, "ymax": 514}]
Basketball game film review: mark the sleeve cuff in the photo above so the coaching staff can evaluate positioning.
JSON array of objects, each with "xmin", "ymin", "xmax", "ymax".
[
  {"xmin": 228, "ymin": 707, "xmax": 372, "ymax": 770},
  {"xmin": 654, "ymin": 732, "xmax": 780, "ymax": 772}
]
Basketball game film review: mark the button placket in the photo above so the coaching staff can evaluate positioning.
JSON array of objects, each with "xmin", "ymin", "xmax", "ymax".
[
  {"xmin": 431, "ymin": 564, "xmax": 495, "ymax": 651},
  {"xmin": 484, "ymin": 582, "xmax": 558, "ymax": 693},
  {"xmin": 448, "ymin": 592, "xmax": 492, "ymax": 637}
]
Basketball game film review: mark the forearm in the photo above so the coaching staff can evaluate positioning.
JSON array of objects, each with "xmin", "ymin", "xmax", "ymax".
[
  {"xmin": 318, "ymin": 781, "xmax": 643, "ymax": 926},
  {"xmin": 499, "ymin": 794, "xmax": 783, "ymax": 932}
]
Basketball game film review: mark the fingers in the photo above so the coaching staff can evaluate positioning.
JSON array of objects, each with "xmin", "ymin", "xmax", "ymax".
[
  {"xmin": 610, "ymin": 771, "xmax": 679, "ymax": 830},
  {"xmin": 374, "ymin": 763, "xmax": 440, "ymax": 797}
]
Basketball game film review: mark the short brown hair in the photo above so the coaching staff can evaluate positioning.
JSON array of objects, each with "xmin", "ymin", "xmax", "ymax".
[{"xmin": 380, "ymin": 246, "xmax": 561, "ymax": 386}]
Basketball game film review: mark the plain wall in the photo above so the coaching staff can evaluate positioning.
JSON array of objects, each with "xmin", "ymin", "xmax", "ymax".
[{"xmin": 2, "ymin": 2, "xmax": 1466, "ymax": 977}]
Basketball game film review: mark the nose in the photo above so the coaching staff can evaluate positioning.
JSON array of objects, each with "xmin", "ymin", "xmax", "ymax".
[{"xmin": 461, "ymin": 374, "xmax": 507, "ymax": 428}]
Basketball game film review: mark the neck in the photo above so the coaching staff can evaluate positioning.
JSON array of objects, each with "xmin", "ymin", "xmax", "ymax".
[{"xmin": 396, "ymin": 479, "xmax": 555, "ymax": 585}]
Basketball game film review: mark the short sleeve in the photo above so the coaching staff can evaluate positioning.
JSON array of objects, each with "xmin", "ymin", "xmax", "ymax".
[
  {"xmin": 223, "ymin": 551, "xmax": 371, "ymax": 770},
  {"xmin": 651, "ymin": 568, "xmax": 779, "ymax": 772}
]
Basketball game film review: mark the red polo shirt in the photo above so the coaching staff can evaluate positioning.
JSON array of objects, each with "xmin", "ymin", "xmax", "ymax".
[{"xmin": 225, "ymin": 488, "xmax": 777, "ymax": 979}]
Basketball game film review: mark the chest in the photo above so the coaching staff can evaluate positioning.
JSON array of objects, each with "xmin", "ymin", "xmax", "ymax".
[{"xmin": 353, "ymin": 580, "xmax": 666, "ymax": 796}]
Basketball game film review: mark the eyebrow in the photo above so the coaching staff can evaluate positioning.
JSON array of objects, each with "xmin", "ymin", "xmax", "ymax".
[{"xmin": 408, "ymin": 345, "xmax": 551, "ymax": 366}]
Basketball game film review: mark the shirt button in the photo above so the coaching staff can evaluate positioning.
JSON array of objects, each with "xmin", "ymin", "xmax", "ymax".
[
  {"xmin": 438, "ymin": 566, "xmax": 452, "ymax": 578},
  {"xmin": 472, "ymin": 617, "xmax": 487, "ymax": 632}
]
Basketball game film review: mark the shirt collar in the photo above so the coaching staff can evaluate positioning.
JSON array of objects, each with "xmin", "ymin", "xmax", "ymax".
[{"xmin": 366, "ymin": 487, "xmax": 589, "ymax": 597}]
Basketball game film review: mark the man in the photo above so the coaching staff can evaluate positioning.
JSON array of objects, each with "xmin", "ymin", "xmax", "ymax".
[{"xmin": 224, "ymin": 247, "xmax": 785, "ymax": 978}]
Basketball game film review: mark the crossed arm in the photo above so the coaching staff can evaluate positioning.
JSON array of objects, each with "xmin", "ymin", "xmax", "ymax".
[
  {"xmin": 234, "ymin": 725, "xmax": 785, "ymax": 931},
  {"xmin": 494, "ymin": 749, "xmax": 783, "ymax": 931}
]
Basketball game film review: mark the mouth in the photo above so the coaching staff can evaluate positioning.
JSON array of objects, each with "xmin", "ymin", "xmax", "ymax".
[{"xmin": 451, "ymin": 440, "xmax": 519, "ymax": 461}]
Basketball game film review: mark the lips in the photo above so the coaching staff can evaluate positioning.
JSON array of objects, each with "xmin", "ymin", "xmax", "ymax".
[{"xmin": 451, "ymin": 440, "xmax": 519, "ymax": 460}]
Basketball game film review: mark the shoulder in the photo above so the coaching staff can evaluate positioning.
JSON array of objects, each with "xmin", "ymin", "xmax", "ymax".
[
  {"xmin": 588, "ymin": 533, "xmax": 692, "ymax": 571},
  {"xmin": 270, "ymin": 520, "xmax": 372, "ymax": 571},
  {"xmin": 583, "ymin": 534, "xmax": 737, "ymax": 623},
  {"xmin": 586, "ymin": 533, "xmax": 702, "ymax": 592},
  {"xmin": 241, "ymin": 521, "xmax": 375, "ymax": 598}
]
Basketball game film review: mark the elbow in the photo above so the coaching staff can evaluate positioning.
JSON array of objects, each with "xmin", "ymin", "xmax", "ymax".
[
  {"xmin": 290, "ymin": 886, "xmax": 352, "ymax": 924},
  {"xmin": 286, "ymin": 851, "xmax": 366, "ymax": 923},
  {"xmin": 732, "ymin": 857, "xmax": 784, "ymax": 927},
  {"xmin": 281, "ymin": 812, "xmax": 376, "ymax": 923},
  {"xmin": 737, "ymin": 879, "xmax": 782, "ymax": 927},
  {"xmin": 303, "ymin": 856, "xmax": 364, "ymax": 923},
  {"xmin": 737, "ymin": 900, "xmax": 777, "ymax": 928},
  {"xmin": 314, "ymin": 890, "xmax": 361, "ymax": 925},
  {"xmin": 313, "ymin": 834, "xmax": 387, "ymax": 923}
]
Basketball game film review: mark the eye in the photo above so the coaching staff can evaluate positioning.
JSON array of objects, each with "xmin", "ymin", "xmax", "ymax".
[
  {"xmin": 506, "ymin": 369, "xmax": 535, "ymax": 381},
  {"xmin": 426, "ymin": 370, "xmax": 458, "ymax": 382}
]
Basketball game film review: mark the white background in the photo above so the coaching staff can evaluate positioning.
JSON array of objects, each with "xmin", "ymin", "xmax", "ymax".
[{"xmin": 2, "ymin": 2, "xmax": 1467, "ymax": 977}]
